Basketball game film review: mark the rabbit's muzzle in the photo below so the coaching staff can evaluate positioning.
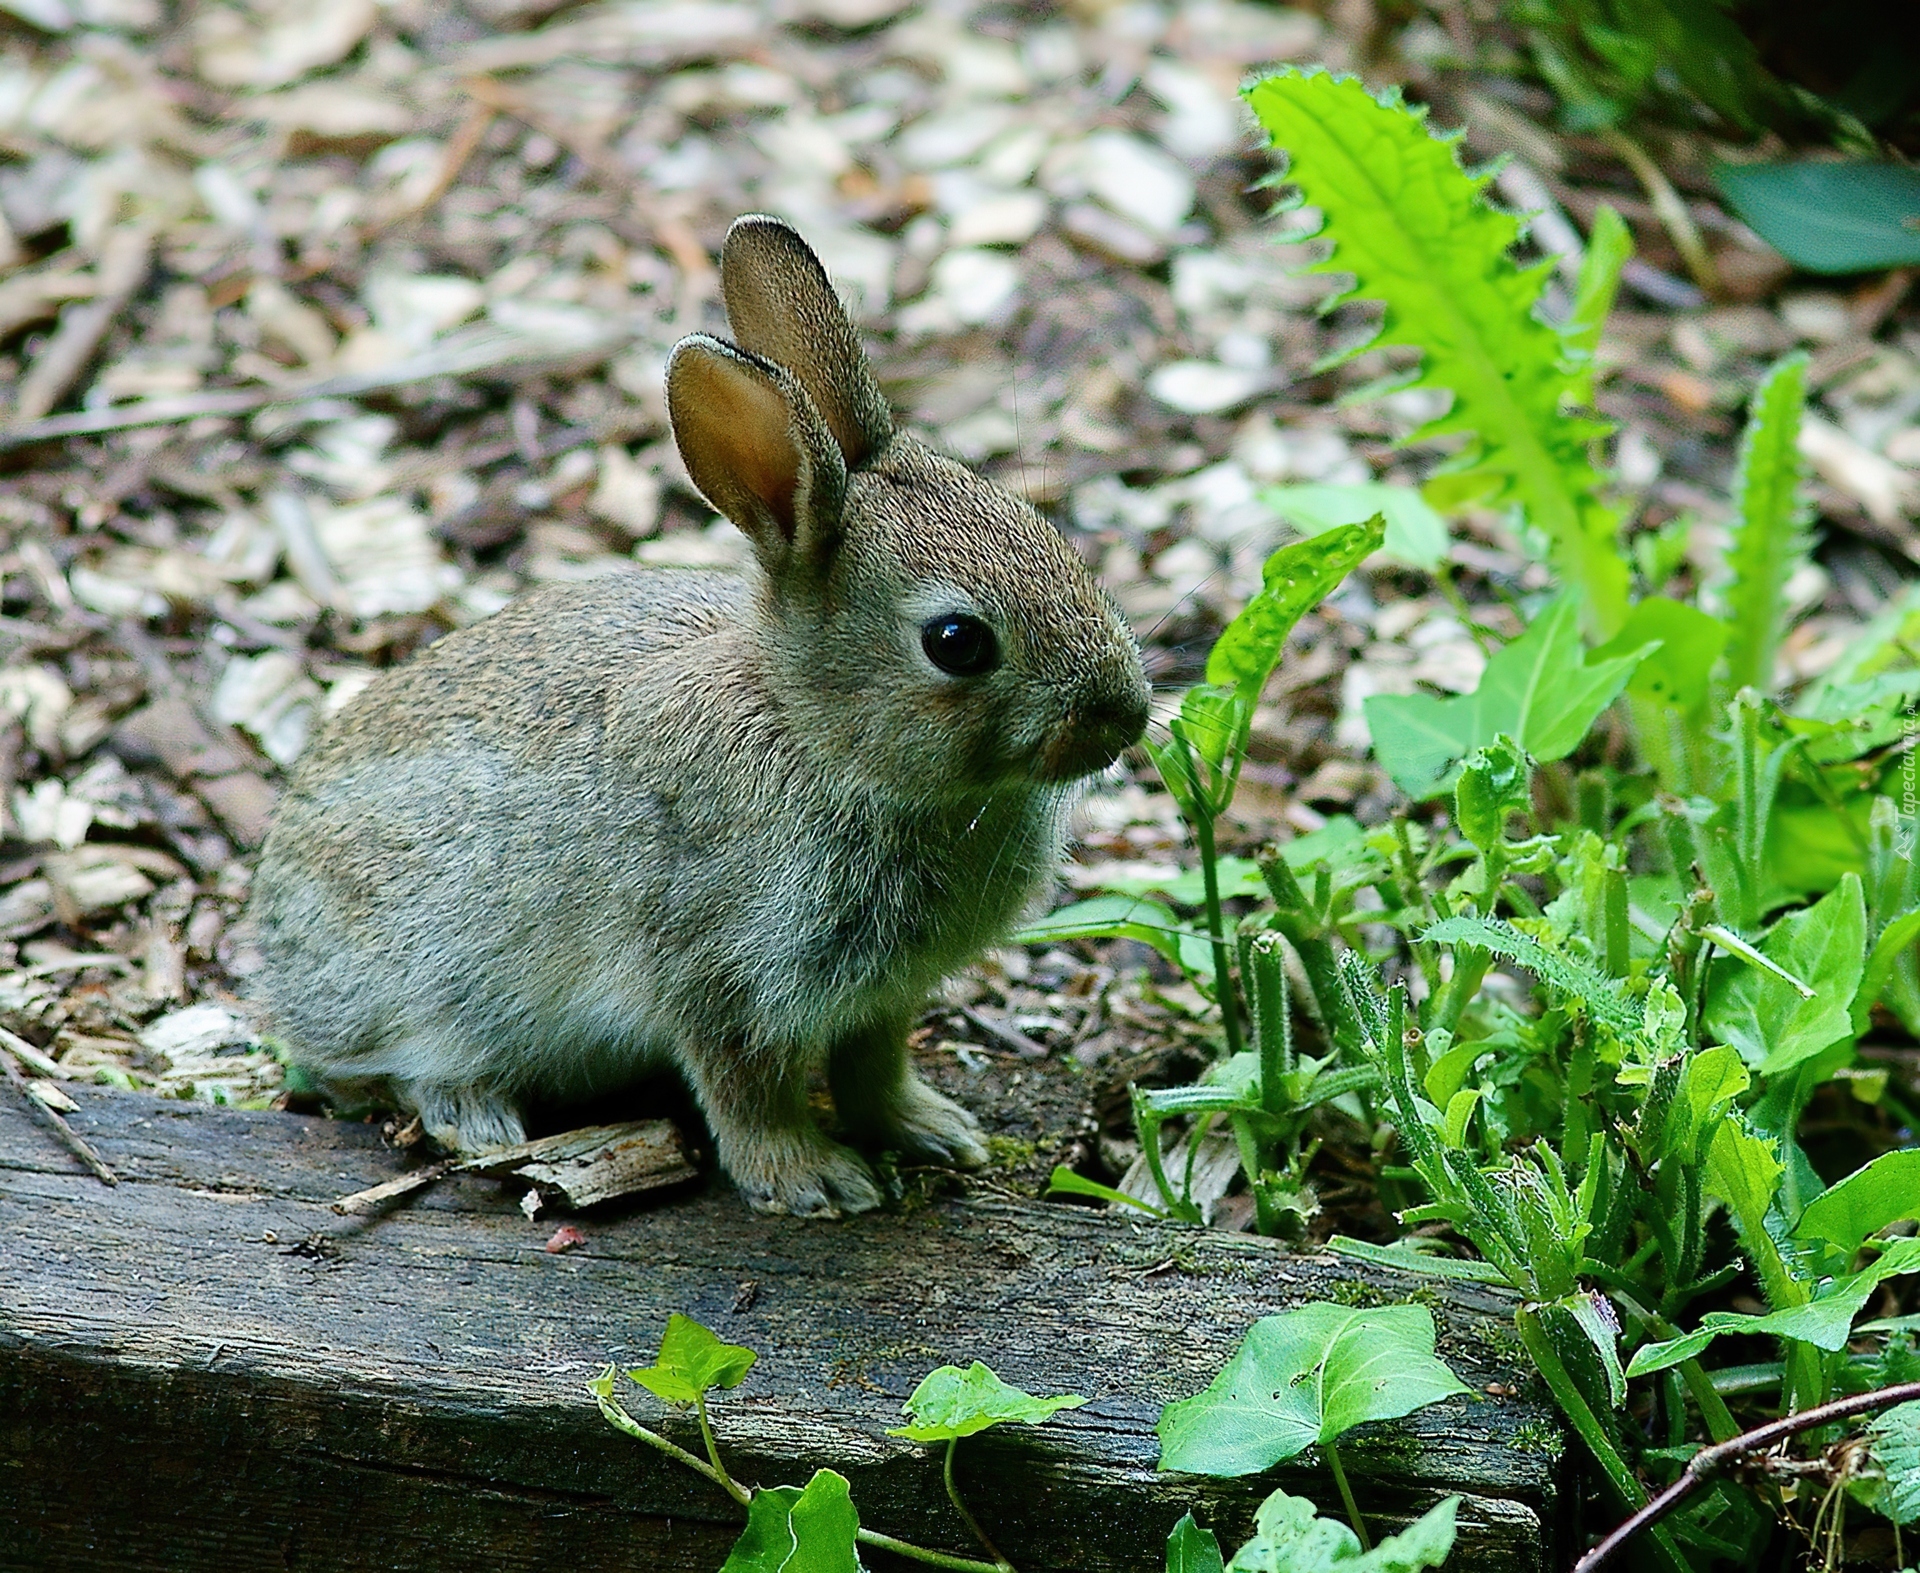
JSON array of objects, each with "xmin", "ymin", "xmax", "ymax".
[{"xmin": 1038, "ymin": 677, "xmax": 1151, "ymax": 782}]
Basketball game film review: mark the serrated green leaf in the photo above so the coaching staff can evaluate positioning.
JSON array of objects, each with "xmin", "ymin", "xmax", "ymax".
[
  {"xmin": 1244, "ymin": 69, "xmax": 1627, "ymax": 635},
  {"xmin": 1260, "ymin": 483, "xmax": 1447, "ymax": 570},
  {"xmin": 720, "ymin": 1470, "xmax": 862, "ymax": 1573},
  {"xmin": 1224, "ymin": 1489, "xmax": 1458, "ymax": 1573},
  {"xmin": 1866, "ymin": 1399, "xmax": 1920, "ymax": 1526},
  {"xmin": 1208, "ymin": 518, "xmax": 1386, "ymax": 699},
  {"xmin": 1168, "ymin": 1514, "xmax": 1229, "ymax": 1573},
  {"xmin": 628, "ymin": 1314, "xmax": 757, "ymax": 1405},
  {"xmin": 1422, "ymin": 914, "xmax": 1642, "ymax": 1037},
  {"xmin": 1704, "ymin": 1117, "xmax": 1804, "ymax": 1313},
  {"xmin": 887, "ymin": 1363, "xmax": 1086, "ymax": 1443},
  {"xmin": 1654, "ymin": 1044, "xmax": 1750, "ymax": 1164},
  {"xmin": 1554, "ymin": 1290, "xmax": 1626, "ymax": 1410},
  {"xmin": 1157, "ymin": 1303, "xmax": 1468, "ymax": 1476},
  {"xmin": 1564, "ymin": 205, "xmax": 1631, "ymax": 404},
  {"xmin": 1453, "ymin": 734, "xmax": 1531, "ymax": 851},
  {"xmin": 1175, "ymin": 684, "xmax": 1255, "ymax": 781},
  {"xmin": 1364, "ymin": 597, "xmax": 1651, "ymax": 797},
  {"xmin": 1442, "ymin": 1087, "xmax": 1482, "ymax": 1149},
  {"xmin": 1721, "ymin": 353, "xmax": 1812, "ymax": 697}
]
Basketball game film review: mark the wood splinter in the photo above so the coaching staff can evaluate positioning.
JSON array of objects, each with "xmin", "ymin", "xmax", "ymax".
[
  {"xmin": 330, "ymin": 1118, "xmax": 697, "ymax": 1216},
  {"xmin": 0, "ymin": 1032, "xmax": 118, "ymax": 1186}
]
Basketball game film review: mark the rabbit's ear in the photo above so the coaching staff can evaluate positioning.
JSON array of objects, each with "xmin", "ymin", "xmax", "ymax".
[
  {"xmin": 667, "ymin": 334, "xmax": 848, "ymax": 570},
  {"xmin": 719, "ymin": 215, "xmax": 893, "ymax": 473}
]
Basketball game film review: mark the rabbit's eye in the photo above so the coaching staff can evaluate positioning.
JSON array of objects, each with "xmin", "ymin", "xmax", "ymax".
[{"xmin": 922, "ymin": 615, "xmax": 999, "ymax": 677}]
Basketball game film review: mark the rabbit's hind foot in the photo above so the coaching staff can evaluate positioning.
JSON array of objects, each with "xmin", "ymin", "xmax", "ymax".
[{"xmin": 410, "ymin": 1081, "xmax": 528, "ymax": 1156}]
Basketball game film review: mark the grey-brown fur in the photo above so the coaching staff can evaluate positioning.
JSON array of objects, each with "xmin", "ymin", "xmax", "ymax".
[{"xmin": 249, "ymin": 214, "xmax": 1149, "ymax": 1216}]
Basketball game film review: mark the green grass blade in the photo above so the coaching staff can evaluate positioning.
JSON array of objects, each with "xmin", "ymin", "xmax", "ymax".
[
  {"xmin": 1721, "ymin": 352, "xmax": 1811, "ymax": 696},
  {"xmin": 1244, "ymin": 69, "xmax": 1628, "ymax": 636}
]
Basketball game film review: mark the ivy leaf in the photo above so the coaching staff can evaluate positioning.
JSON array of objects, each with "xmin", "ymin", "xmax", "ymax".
[
  {"xmin": 1157, "ymin": 1303, "xmax": 1468, "ymax": 1476},
  {"xmin": 720, "ymin": 1470, "xmax": 862, "ymax": 1573},
  {"xmin": 1244, "ymin": 69, "xmax": 1627, "ymax": 635},
  {"xmin": 627, "ymin": 1314, "xmax": 757, "ymax": 1405},
  {"xmin": 1224, "ymin": 1489, "xmax": 1457, "ymax": 1573},
  {"xmin": 1364, "ymin": 597, "xmax": 1653, "ymax": 797},
  {"xmin": 1591, "ymin": 597, "xmax": 1728, "ymax": 715},
  {"xmin": 1083, "ymin": 855, "xmax": 1270, "ymax": 906},
  {"xmin": 1720, "ymin": 353, "xmax": 1812, "ymax": 696},
  {"xmin": 887, "ymin": 1363, "xmax": 1086, "ymax": 1443},
  {"xmin": 1715, "ymin": 162, "xmax": 1920, "ymax": 275}
]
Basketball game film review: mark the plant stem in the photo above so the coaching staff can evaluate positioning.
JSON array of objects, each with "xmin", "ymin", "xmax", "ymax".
[
  {"xmin": 1190, "ymin": 790, "xmax": 1244, "ymax": 1060},
  {"xmin": 1132, "ymin": 1096, "xmax": 1195, "ymax": 1220},
  {"xmin": 1512, "ymin": 1308, "xmax": 1688, "ymax": 1573},
  {"xmin": 597, "ymin": 1383, "xmax": 1010, "ymax": 1573},
  {"xmin": 592, "ymin": 1387, "xmax": 750, "ymax": 1507},
  {"xmin": 1677, "ymin": 1357, "xmax": 1741, "ymax": 1445},
  {"xmin": 856, "ymin": 1528, "xmax": 1010, "ymax": 1573},
  {"xmin": 1324, "ymin": 1441, "xmax": 1371, "ymax": 1551},
  {"xmin": 945, "ymin": 1438, "xmax": 1015, "ymax": 1573},
  {"xmin": 693, "ymin": 1393, "xmax": 743, "ymax": 1504},
  {"xmin": 1426, "ymin": 948, "xmax": 1490, "ymax": 1039}
]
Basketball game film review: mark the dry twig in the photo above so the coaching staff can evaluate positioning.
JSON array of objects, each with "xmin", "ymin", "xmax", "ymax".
[
  {"xmin": 1575, "ymin": 1380, "xmax": 1920, "ymax": 1573},
  {"xmin": 0, "ymin": 1033, "xmax": 118, "ymax": 1186},
  {"xmin": 9, "ymin": 225, "xmax": 155, "ymax": 425},
  {"xmin": 1600, "ymin": 128, "xmax": 1722, "ymax": 299},
  {"xmin": 0, "ymin": 317, "xmax": 639, "ymax": 450}
]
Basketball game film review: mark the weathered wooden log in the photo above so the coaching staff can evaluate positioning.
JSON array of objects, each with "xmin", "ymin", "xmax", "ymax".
[{"xmin": 0, "ymin": 1086, "xmax": 1567, "ymax": 1572}]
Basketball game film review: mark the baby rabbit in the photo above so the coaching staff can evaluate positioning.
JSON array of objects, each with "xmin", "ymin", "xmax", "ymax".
[{"xmin": 248, "ymin": 215, "xmax": 1150, "ymax": 1217}]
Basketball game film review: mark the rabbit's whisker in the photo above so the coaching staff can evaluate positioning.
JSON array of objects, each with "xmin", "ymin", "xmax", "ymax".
[{"xmin": 1141, "ymin": 562, "xmax": 1236, "ymax": 644}]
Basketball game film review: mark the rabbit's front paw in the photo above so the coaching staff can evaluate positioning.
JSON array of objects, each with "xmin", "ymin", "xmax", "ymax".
[
  {"xmin": 412, "ymin": 1082, "xmax": 527, "ymax": 1156},
  {"xmin": 726, "ymin": 1131, "xmax": 883, "ymax": 1218},
  {"xmin": 877, "ymin": 1076, "xmax": 989, "ymax": 1169}
]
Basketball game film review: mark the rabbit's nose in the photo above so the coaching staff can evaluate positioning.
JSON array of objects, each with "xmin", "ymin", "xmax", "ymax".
[{"xmin": 1042, "ymin": 675, "xmax": 1151, "ymax": 781}]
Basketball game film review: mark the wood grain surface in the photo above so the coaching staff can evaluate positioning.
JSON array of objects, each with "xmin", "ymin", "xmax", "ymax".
[{"xmin": 1, "ymin": 1086, "xmax": 1566, "ymax": 1572}]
